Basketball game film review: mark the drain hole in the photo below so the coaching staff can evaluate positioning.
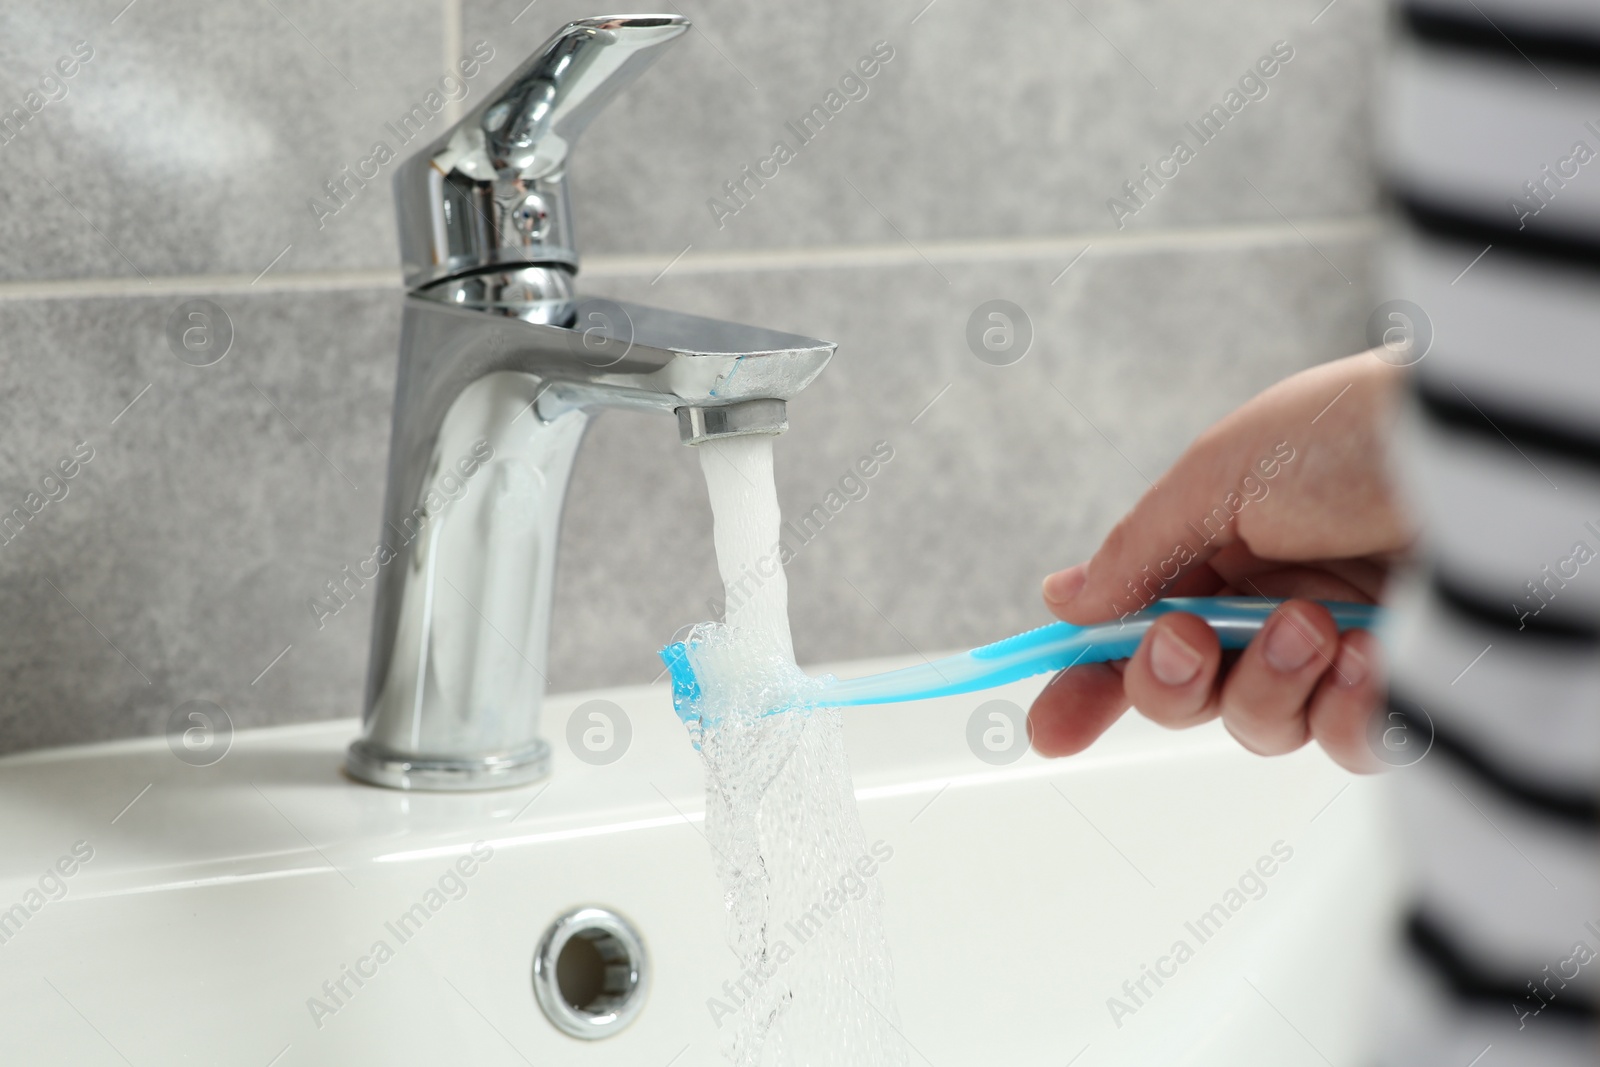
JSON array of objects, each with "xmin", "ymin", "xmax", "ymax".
[
  {"xmin": 534, "ymin": 907, "xmax": 649, "ymax": 1040},
  {"xmin": 559, "ymin": 929, "xmax": 638, "ymax": 1013}
]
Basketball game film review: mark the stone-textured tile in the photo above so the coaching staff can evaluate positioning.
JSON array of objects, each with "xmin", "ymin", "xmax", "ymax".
[
  {"xmin": 0, "ymin": 0, "xmax": 1382, "ymax": 284},
  {"xmin": 465, "ymin": 0, "xmax": 1384, "ymax": 258},
  {"xmin": 0, "ymin": 288, "xmax": 399, "ymax": 754},
  {"xmin": 0, "ymin": 0, "xmax": 481, "ymax": 281}
]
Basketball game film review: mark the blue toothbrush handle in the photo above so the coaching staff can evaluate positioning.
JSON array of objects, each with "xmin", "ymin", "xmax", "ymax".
[
  {"xmin": 985, "ymin": 597, "xmax": 1383, "ymax": 662},
  {"xmin": 818, "ymin": 597, "xmax": 1383, "ymax": 707}
]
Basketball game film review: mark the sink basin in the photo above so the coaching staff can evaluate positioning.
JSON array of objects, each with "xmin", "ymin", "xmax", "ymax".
[{"xmin": 0, "ymin": 659, "xmax": 1400, "ymax": 1065}]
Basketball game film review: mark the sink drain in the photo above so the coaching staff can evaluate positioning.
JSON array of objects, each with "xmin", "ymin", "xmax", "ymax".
[{"xmin": 532, "ymin": 906, "xmax": 649, "ymax": 1039}]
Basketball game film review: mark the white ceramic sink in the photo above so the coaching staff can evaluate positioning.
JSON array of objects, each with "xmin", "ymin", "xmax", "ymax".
[{"xmin": 0, "ymin": 659, "xmax": 1400, "ymax": 1065}]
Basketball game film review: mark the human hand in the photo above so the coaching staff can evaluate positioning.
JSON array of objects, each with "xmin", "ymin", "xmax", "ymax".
[{"xmin": 1028, "ymin": 352, "xmax": 1415, "ymax": 773}]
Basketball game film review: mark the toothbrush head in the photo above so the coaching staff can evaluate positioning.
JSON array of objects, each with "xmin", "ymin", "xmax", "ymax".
[
  {"xmin": 656, "ymin": 638, "xmax": 819, "ymax": 733},
  {"xmin": 658, "ymin": 641, "xmax": 705, "ymax": 726}
]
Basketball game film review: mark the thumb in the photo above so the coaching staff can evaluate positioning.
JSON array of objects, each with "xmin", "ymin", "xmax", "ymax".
[{"xmin": 1044, "ymin": 441, "xmax": 1245, "ymax": 625}]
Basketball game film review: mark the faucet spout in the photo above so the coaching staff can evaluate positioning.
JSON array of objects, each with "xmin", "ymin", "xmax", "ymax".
[{"xmin": 347, "ymin": 297, "xmax": 833, "ymax": 791}]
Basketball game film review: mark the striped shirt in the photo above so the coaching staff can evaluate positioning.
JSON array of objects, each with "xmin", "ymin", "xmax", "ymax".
[{"xmin": 1379, "ymin": 1, "xmax": 1600, "ymax": 1063}]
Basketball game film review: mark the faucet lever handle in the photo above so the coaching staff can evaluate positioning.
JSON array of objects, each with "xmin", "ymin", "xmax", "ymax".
[{"xmin": 395, "ymin": 15, "xmax": 689, "ymax": 292}]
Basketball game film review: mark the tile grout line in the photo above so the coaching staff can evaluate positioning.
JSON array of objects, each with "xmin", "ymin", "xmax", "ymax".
[
  {"xmin": 0, "ymin": 217, "xmax": 1381, "ymax": 303},
  {"xmin": 441, "ymin": 0, "xmax": 465, "ymax": 127},
  {"xmin": 0, "ymin": 269, "xmax": 402, "ymax": 302}
]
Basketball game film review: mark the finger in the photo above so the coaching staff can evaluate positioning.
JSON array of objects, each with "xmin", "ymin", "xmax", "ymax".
[
  {"xmin": 1122, "ymin": 613, "xmax": 1223, "ymax": 729},
  {"xmin": 1207, "ymin": 549, "xmax": 1377, "ymax": 603},
  {"xmin": 1042, "ymin": 447, "xmax": 1241, "ymax": 625},
  {"xmin": 1043, "ymin": 559, "xmax": 1224, "ymax": 623},
  {"xmin": 1307, "ymin": 629, "xmax": 1386, "ymax": 774},
  {"xmin": 1028, "ymin": 664, "xmax": 1131, "ymax": 757},
  {"xmin": 1167, "ymin": 564, "xmax": 1228, "ymax": 598},
  {"xmin": 1218, "ymin": 600, "xmax": 1339, "ymax": 755}
]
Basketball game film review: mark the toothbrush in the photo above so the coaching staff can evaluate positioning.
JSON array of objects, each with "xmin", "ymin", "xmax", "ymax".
[{"xmin": 659, "ymin": 597, "xmax": 1383, "ymax": 724}]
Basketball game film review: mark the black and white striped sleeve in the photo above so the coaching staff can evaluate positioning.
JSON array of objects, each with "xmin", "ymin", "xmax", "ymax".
[{"xmin": 1376, "ymin": 2, "xmax": 1600, "ymax": 1064}]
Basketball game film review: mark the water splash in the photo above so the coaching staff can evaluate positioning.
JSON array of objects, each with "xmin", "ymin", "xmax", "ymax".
[{"xmin": 687, "ymin": 436, "xmax": 907, "ymax": 1066}]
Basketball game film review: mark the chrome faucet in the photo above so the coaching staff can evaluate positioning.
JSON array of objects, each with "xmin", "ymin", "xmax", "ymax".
[{"xmin": 347, "ymin": 15, "xmax": 835, "ymax": 790}]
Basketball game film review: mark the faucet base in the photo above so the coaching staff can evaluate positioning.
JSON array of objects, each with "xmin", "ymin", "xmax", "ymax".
[{"xmin": 344, "ymin": 739, "xmax": 551, "ymax": 792}]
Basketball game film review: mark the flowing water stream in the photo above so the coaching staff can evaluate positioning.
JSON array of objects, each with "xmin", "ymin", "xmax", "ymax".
[{"xmin": 682, "ymin": 434, "xmax": 907, "ymax": 1066}]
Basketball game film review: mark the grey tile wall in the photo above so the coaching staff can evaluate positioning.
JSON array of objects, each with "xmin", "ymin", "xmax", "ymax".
[
  {"xmin": 0, "ymin": 0, "xmax": 1382, "ymax": 754},
  {"xmin": 0, "ymin": 1, "xmax": 451, "ymax": 280},
  {"xmin": 463, "ymin": 0, "xmax": 1385, "ymax": 252}
]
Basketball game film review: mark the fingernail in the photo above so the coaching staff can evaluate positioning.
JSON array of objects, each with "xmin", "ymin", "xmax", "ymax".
[
  {"xmin": 1335, "ymin": 642, "xmax": 1368, "ymax": 689},
  {"xmin": 1149, "ymin": 629, "xmax": 1203, "ymax": 687},
  {"xmin": 1264, "ymin": 609, "xmax": 1319, "ymax": 673},
  {"xmin": 1043, "ymin": 565, "xmax": 1087, "ymax": 605}
]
